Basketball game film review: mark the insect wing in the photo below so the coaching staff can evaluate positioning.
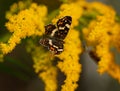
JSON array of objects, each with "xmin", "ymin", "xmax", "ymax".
[
  {"xmin": 39, "ymin": 37, "xmax": 64, "ymax": 55},
  {"xmin": 55, "ymin": 16, "xmax": 72, "ymax": 40},
  {"xmin": 39, "ymin": 38, "xmax": 50, "ymax": 47},
  {"xmin": 45, "ymin": 24, "xmax": 58, "ymax": 37},
  {"xmin": 48, "ymin": 38, "xmax": 64, "ymax": 54}
]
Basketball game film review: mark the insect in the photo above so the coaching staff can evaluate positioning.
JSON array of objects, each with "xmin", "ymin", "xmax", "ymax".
[
  {"xmin": 39, "ymin": 16, "xmax": 72, "ymax": 55},
  {"xmin": 89, "ymin": 50, "xmax": 100, "ymax": 63},
  {"xmin": 83, "ymin": 42, "xmax": 100, "ymax": 63}
]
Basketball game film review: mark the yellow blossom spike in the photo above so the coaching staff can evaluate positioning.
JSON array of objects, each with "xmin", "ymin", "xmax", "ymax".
[
  {"xmin": 56, "ymin": 28, "xmax": 82, "ymax": 91},
  {"xmin": 107, "ymin": 60, "xmax": 120, "ymax": 83},
  {"xmin": 52, "ymin": 1, "xmax": 84, "ymax": 27},
  {"xmin": 6, "ymin": 0, "xmax": 32, "ymax": 19},
  {"xmin": 83, "ymin": 1, "xmax": 120, "ymax": 83},
  {"xmin": 26, "ymin": 39, "xmax": 58, "ymax": 91},
  {"xmin": 51, "ymin": 1, "xmax": 84, "ymax": 91},
  {"xmin": 39, "ymin": 67, "xmax": 58, "ymax": 91},
  {"xmin": 29, "ymin": 44, "xmax": 58, "ymax": 91},
  {"xmin": 110, "ymin": 23, "xmax": 120, "ymax": 52},
  {"xmin": 1, "ymin": 3, "xmax": 47, "ymax": 55}
]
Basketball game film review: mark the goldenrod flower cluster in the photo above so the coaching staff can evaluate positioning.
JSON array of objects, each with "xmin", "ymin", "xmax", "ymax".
[
  {"xmin": 0, "ymin": 3, "xmax": 47, "ymax": 55},
  {"xmin": 83, "ymin": 2, "xmax": 120, "ymax": 82},
  {"xmin": 0, "ymin": 0, "xmax": 120, "ymax": 91},
  {"xmin": 52, "ymin": 2, "xmax": 84, "ymax": 91},
  {"xmin": 5, "ymin": 0, "xmax": 32, "ymax": 19},
  {"xmin": 57, "ymin": 29, "xmax": 82, "ymax": 91},
  {"xmin": 27, "ymin": 40, "xmax": 58, "ymax": 91}
]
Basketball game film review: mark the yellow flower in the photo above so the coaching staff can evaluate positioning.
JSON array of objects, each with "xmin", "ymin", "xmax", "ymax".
[
  {"xmin": 52, "ymin": 2, "xmax": 84, "ymax": 91},
  {"xmin": 0, "ymin": 3, "xmax": 47, "ymax": 55},
  {"xmin": 83, "ymin": 1, "xmax": 120, "ymax": 82},
  {"xmin": 57, "ymin": 29, "xmax": 82, "ymax": 91},
  {"xmin": 28, "ymin": 42, "xmax": 58, "ymax": 91},
  {"xmin": 107, "ymin": 60, "xmax": 120, "ymax": 82},
  {"xmin": 6, "ymin": 0, "xmax": 31, "ymax": 19},
  {"xmin": 52, "ymin": 1, "xmax": 84, "ymax": 27},
  {"xmin": 110, "ymin": 23, "xmax": 120, "ymax": 52},
  {"xmin": 39, "ymin": 67, "xmax": 58, "ymax": 91},
  {"xmin": 33, "ymin": 47, "xmax": 57, "ymax": 91}
]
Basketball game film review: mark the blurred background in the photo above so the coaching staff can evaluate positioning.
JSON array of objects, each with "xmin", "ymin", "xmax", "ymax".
[{"xmin": 0, "ymin": 0, "xmax": 120, "ymax": 91}]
